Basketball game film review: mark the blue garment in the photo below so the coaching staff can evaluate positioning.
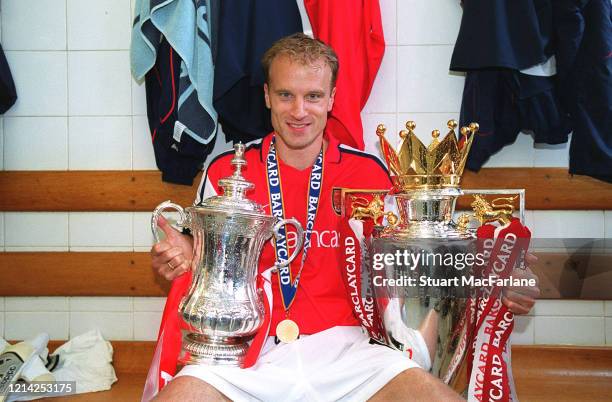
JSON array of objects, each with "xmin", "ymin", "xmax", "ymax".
[
  {"xmin": 212, "ymin": 0, "xmax": 303, "ymax": 143},
  {"xmin": 145, "ymin": 39, "xmax": 214, "ymax": 185},
  {"xmin": 132, "ymin": 0, "xmax": 217, "ymax": 145},
  {"xmin": 459, "ymin": 70, "xmax": 570, "ymax": 170},
  {"xmin": 555, "ymin": 0, "xmax": 612, "ymax": 182},
  {"xmin": 451, "ymin": 0, "xmax": 553, "ymax": 71},
  {"xmin": 451, "ymin": 0, "xmax": 572, "ymax": 171},
  {"xmin": 131, "ymin": 0, "xmax": 218, "ymax": 184}
]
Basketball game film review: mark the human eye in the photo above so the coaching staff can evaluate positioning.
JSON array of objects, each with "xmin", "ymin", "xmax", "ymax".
[
  {"xmin": 277, "ymin": 91, "xmax": 292, "ymax": 99},
  {"xmin": 307, "ymin": 92, "xmax": 323, "ymax": 101}
]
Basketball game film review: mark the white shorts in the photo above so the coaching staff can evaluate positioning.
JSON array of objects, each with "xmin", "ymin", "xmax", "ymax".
[{"xmin": 176, "ymin": 326, "xmax": 421, "ymax": 402}]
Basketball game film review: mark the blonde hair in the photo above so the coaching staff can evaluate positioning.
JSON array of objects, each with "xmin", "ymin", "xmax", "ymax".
[{"xmin": 262, "ymin": 33, "xmax": 339, "ymax": 88}]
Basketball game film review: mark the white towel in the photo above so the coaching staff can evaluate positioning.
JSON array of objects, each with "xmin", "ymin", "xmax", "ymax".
[
  {"xmin": 49, "ymin": 330, "xmax": 117, "ymax": 395},
  {"xmin": 9, "ymin": 330, "xmax": 117, "ymax": 401}
]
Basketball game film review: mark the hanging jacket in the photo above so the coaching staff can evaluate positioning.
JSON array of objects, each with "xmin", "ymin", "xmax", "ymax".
[
  {"xmin": 131, "ymin": 0, "xmax": 217, "ymax": 184},
  {"xmin": 143, "ymin": 39, "xmax": 216, "ymax": 184},
  {"xmin": 450, "ymin": 0, "xmax": 572, "ymax": 171},
  {"xmin": 304, "ymin": 0, "xmax": 386, "ymax": 149},
  {"xmin": 451, "ymin": 0, "xmax": 554, "ymax": 71},
  {"xmin": 213, "ymin": 0, "xmax": 303, "ymax": 143},
  {"xmin": 554, "ymin": 0, "xmax": 612, "ymax": 182}
]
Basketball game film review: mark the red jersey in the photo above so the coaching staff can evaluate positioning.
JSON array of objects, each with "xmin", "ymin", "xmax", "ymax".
[{"xmin": 196, "ymin": 132, "xmax": 391, "ymax": 335}]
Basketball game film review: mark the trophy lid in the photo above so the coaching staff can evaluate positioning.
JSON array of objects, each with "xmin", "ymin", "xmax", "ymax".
[
  {"xmin": 197, "ymin": 143, "xmax": 265, "ymax": 215},
  {"xmin": 376, "ymin": 120, "xmax": 479, "ymax": 191}
]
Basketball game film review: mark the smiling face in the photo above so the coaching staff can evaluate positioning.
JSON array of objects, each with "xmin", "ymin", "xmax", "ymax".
[{"xmin": 264, "ymin": 55, "xmax": 336, "ymax": 168}]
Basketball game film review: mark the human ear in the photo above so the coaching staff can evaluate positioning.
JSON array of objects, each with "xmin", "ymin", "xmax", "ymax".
[
  {"xmin": 328, "ymin": 86, "xmax": 337, "ymax": 111},
  {"xmin": 264, "ymin": 83, "xmax": 271, "ymax": 109}
]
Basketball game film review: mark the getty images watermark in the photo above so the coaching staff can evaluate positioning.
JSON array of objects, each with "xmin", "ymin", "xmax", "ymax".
[
  {"xmin": 369, "ymin": 247, "xmax": 536, "ymax": 294},
  {"xmin": 0, "ymin": 381, "xmax": 77, "ymax": 397}
]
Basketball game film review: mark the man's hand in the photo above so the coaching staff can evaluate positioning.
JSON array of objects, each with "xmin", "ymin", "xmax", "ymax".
[
  {"xmin": 150, "ymin": 215, "xmax": 194, "ymax": 281},
  {"xmin": 501, "ymin": 253, "xmax": 540, "ymax": 315}
]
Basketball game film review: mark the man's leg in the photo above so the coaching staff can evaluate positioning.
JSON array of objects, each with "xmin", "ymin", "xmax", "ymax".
[
  {"xmin": 152, "ymin": 376, "xmax": 231, "ymax": 402},
  {"xmin": 368, "ymin": 367, "xmax": 464, "ymax": 402}
]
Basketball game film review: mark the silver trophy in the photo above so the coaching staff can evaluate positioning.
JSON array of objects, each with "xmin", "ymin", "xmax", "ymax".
[
  {"xmin": 369, "ymin": 186, "xmax": 476, "ymax": 387},
  {"xmin": 151, "ymin": 144, "xmax": 304, "ymax": 366},
  {"xmin": 333, "ymin": 121, "xmax": 523, "ymax": 390}
]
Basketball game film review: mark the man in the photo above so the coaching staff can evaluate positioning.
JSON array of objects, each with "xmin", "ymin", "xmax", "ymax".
[{"xmin": 150, "ymin": 33, "xmax": 538, "ymax": 401}]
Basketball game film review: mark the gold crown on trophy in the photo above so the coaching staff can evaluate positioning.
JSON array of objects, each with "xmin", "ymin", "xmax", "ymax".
[{"xmin": 377, "ymin": 120, "xmax": 479, "ymax": 191}]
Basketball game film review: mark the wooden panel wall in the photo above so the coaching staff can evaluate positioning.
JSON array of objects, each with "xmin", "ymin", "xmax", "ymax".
[
  {"xmin": 1, "ymin": 168, "xmax": 611, "ymax": 211},
  {"xmin": 0, "ymin": 252, "xmax": 169, "ymax": 296},
  {"xmin": 1, "ymin": 251, "xmax": 609, "ymax": 298}
]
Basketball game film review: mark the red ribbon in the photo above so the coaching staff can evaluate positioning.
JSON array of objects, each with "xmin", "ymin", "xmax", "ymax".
[
  {"xmin": 338, "ymin": 217, "xmax": 395, "ymax": 346},
  {"xmin": 142, "ymin": 271, "xmax": 191, "ymax": 400},
  {"xmin": 467, "ymin": 218, "xmax": 531, "ymax": 402}
]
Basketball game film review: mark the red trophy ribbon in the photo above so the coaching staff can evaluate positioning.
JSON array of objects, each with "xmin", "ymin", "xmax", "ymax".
[
  {"xmin": 466, "ymin": 217, "xmax": 531, "ymax": 402},
  {"xmin": 338, "ymin": 197, "xmax": 388, "ymax": 345},
  {"xmin": 142, "ymin": 272, "xmax": 191, "ymax": 400}
]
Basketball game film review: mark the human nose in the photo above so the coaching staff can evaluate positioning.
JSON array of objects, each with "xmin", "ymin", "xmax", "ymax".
[{"xmin": 290, "ymin": 97, "xmax": 307, "ymax": 119}]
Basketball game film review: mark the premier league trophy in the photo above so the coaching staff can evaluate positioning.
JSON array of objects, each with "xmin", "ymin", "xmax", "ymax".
[
  {"xmin": 371, "ymin": 120, "xmax": 478, "ymax": 388},
  {"xmin": 333, "ymin": 120, "xmax": 528, "ymax": 399},
  {"xmin": 151, "ymin": 144, "xmax": 304, "ymax": 366}
]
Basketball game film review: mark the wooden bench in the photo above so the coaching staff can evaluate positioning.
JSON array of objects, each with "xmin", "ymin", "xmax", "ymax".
[{"xmin": 39, "ymin": 342, "xmax": 612, "ymax": 401}]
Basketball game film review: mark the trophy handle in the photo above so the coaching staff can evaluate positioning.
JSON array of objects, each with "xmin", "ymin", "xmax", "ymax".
[
  {"xmin": 151, "ymin": 200, "xmax": 189, "ymax": 243},
  {"xmin": 272, "ymin": 218, "xmax": 304, "ymax": 268}
]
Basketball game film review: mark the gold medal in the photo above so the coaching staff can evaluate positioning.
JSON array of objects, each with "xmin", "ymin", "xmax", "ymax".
[{"xmin": 276, "ymin": 319, "xmax": 299, "ymax": 343}]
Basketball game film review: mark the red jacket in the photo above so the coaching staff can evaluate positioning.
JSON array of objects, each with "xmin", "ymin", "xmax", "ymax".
[{"xmin": 305, "ymin": 0, "xmax": 386, "ymax": 149}]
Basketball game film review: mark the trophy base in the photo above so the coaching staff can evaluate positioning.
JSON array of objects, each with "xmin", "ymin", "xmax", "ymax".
[{"xmin": 179, "ymin": 333, "xmax": 251, "ymax": 366}]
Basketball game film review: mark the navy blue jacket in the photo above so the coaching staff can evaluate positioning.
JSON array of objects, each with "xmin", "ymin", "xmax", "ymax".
[
  {"xmin": 555, "ymin": 0, "xmax": 612, "ymax": 182},
  {"xmin": 145, "ymin": 39, "xmax": 215, "ymax": 185},
  {"xmin": 451, "ymin": 0, "xmax": 553, "ymax": 71},
  {"xmin": 213, "ymin": 0, "xmax": 303, "ymax": 143}
]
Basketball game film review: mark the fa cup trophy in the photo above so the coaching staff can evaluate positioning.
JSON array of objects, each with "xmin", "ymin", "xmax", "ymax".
[
  {"xmin": 151, "ymin": 144, "xmax": 304, "ymax": 366},
  {"xmin": 333, "ymin": 120, "xmax": 527, "ymax": 398}
]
